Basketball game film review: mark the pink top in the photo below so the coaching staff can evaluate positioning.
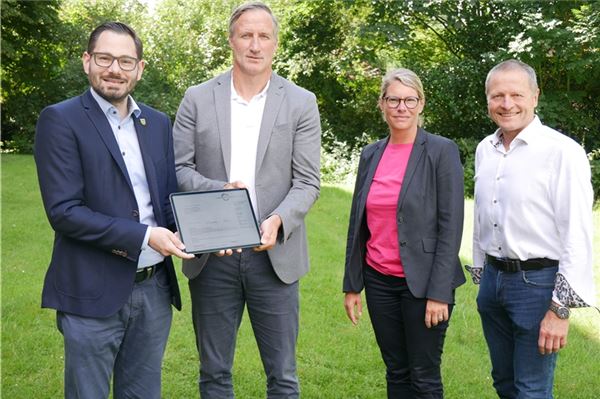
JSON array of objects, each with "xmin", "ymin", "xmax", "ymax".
[{"xmin": 365, "ymin": 143, "xmax": 414, "ymax": 277}]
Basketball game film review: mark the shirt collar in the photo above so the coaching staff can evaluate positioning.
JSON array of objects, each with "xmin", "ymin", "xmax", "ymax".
[
  {"xmin": 90, "ymin": 88, "xmax": 141, "ymax": 119},
  {"xmin": 230, "ymin": 77, "xmax": 270, "ymax": 104},
  {"xmin": 489, "ymin": 116, "xmax": 542, "ymax": 147}
]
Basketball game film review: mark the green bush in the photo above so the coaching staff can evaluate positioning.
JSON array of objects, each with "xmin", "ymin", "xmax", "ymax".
[
  {"xmin": 454, "ymin": 137, "xmax": 478, "ymax": 198},
  {"xmin": 589, "ymin": 149, "xmax": 600, "ymax": 207},
  {"xmin": 320, "ymin": 131, "xmax": 365, "ymax": 187}
]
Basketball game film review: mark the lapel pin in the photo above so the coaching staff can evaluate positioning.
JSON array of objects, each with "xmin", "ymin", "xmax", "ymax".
[{"xmin": 140, "ymin": 118, "xmax": 146, "ymax": 126}]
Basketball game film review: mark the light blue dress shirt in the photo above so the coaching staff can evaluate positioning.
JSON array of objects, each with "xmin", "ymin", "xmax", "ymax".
[{"xmin": 90, "ymin": 89, "xmax": 164, "ymax": 268}]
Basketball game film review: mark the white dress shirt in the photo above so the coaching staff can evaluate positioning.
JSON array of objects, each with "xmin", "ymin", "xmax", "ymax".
[
  {"xmin": 229, "ymin": 78, "xmax": 270, "ymax": 215},
  {"xmin": 473, "ymin": 116, "xmax": 595, "ymax": 307},
  {"xmin": 90, "ymin": 89, "xmax": 164, "ymax": 268}
]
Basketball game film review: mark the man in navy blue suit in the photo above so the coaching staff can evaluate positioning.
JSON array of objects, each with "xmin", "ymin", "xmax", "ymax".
[{"xmin": 34, "ymin": 22, "xmax": 193, "ymax": 399}]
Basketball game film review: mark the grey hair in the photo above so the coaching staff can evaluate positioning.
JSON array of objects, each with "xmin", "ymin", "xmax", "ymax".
[
  {"xmin": 229, "ymin": 2, "xmax": 279, "ymax": 41},
  {"xmin": 485, "ymin": 59, "xmax": 538, "ymax": 94},
  {"xmin": 380, "ymin": 68, "xmax": 425, "ymax": 102}
]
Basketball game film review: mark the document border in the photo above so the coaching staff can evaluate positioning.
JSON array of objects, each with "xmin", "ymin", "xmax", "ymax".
[{"xmin": 170, "ymin": 188, "xmax": 262, "ymax": 254}]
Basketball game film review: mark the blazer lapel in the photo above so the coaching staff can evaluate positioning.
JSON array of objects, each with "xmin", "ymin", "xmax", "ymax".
[
  {"xmin": 398, "ymin": 129, "xmax": 426, "ymax": 209},
  {"xmin": 133, "ymin": 113, "xmax": 163, "ymax": 224},
  {"xmin": 255, "ymin": 72, "xmax": 284, "ymax": 172},
  {"xmin": 357, "ymin": 138, "xmax": 388, "ymax": 222},
  {"xmin": 81, "ymin": 90, "xmax": 134, "ymax": 192},
  {"xmin": 214, "ymin": 71, "xmax": 232, "ymax": 180}
]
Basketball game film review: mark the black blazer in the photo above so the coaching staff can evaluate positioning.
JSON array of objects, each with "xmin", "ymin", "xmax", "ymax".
[
  {"xmin": 343, "ymin": 128, "xmax": 466, "ymax": 304},
  {"xmin": 34, "ymin": 89, "xmax": 181, "ymax": 317}
]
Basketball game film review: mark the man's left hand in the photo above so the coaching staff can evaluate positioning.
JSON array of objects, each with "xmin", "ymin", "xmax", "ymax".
[
  {"xmin": 254, "ymin": 214, "xmax": 282, "ymax": 252},
  {"xmin": 538, "ymin": 310, "xmax": 569, "ymax": 355}
]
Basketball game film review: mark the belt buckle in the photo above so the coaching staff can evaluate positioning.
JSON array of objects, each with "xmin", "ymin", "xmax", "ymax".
[
  {"xmin": 144, "ymin": 266, "xmax": 153, "ymax": 280},
  {"xmin": 136, "ymin": 265, "xmax": 154, "ymax": 282},
  {"xmin": 501, "ymin": 258, "xmax": 520, "ymax": 273}
]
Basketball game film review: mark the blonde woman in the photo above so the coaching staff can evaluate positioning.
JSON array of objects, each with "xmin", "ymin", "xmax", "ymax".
[{"xmin": 343, "ymin": 68, "xmax": 465, "ymax": 398}]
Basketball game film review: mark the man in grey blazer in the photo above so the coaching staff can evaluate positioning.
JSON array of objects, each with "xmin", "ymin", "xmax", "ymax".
[{"xmin": 172, "ymin": 2, "xmax": 321, "ymax": 397}]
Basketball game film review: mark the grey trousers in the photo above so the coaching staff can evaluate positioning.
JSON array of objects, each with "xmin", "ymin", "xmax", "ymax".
[
  {"xmin": 58, "ymin": 267, "xmax": 173, "ymax": 399},
  {"xmin": 189, "ymin": 250, "xmax": 299, "ymax": 399}
]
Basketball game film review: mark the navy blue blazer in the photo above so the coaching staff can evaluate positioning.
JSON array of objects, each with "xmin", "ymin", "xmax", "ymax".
[
  {"xmin": 34, "ymin": 89, "xmax": 181, "ymax": 318},
  {"xmin": 343, "ymin": 128, "xmax": 466, "ymax": 304}
]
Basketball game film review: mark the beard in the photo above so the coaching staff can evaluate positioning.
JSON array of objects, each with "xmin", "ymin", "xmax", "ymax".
[{"xmin": 89, "ymin": 72, "xmax": 136, "ymax": 104}]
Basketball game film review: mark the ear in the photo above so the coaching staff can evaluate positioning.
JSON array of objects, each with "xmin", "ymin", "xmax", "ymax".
[
  {"xmin": 532, "ymin": 88, "xmax": 540, "ymax": 108},
  {"xmin": 418, "ymin": 98, "xmax": 426, "ymax": 114},
  {"xmin": 82, "ymin": 52, "xmax": 91, "ymax": 75},
  {"xmin": 136, "ymin": 59, "xmax": 146, "ymax": 81}
]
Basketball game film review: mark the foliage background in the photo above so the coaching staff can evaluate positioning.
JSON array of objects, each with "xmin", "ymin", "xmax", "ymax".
[{"xmin": 2, "ymin": 0, "xmax": 600, "ymax": 198}]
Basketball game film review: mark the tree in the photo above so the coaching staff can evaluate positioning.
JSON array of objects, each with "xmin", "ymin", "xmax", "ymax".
[
  {"xmin": 1, "ymin": 0, "xmax": 63, "ymax": 152},
  {"xmin": 502, "ymin": 1, "xmax": 600, "ymax": 151}
]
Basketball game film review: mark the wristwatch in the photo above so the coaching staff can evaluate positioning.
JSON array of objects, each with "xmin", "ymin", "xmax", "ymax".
[{"xmin": 549, "ymin": 302, "xmax": 570, "ymax": 319}]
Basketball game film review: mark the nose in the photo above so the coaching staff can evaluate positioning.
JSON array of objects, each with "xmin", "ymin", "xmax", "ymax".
[
  {"xmin": 107, "ymin": 58, "xmax": 121, "ymax": 73},
  {"xmin": 501, "ymin": 96, "xmax": 513, "ymax": 108},
  {"xmin": 249, "ymin": 35, "xmax": 260, "ymax": 51},
  {"xmin": 396, "ymin": 100, "xmax": 408, "ymax": 111}
]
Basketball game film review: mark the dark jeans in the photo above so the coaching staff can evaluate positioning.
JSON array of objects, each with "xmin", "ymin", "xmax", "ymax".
[
  {"xmin": 364, "ymin": 266, "xmax": 452, "ymax": 399},
  {"xmin": 477, "ymin": 263, "xmax": 558, "ymax": 399}
]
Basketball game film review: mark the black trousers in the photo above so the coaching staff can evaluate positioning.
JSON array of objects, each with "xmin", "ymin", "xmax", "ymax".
[{"xmin": 364, "ymin": 266, "xmax": 453, "ymax": 399}]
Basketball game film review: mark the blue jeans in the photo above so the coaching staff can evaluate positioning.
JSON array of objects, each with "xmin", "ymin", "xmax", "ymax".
[
  {"xmin": 57, "ymin": 267, "xmax": 173, "ymax": 399},
  {"xmin": 477, "ymin": 263, "xmax": 558, "ymax": 399},
  {"xmin": 189, "ymin": 250, "xmax": 299, "ymax": 399}
]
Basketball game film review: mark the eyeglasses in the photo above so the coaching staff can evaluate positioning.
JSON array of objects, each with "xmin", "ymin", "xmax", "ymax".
[
  {"xmin": 90, "ymin": 52, "xmax": 139, "ymax": 71},
  {"xmin": 382, "ymin": 96, "xmax": 420, "ymax": 110}
]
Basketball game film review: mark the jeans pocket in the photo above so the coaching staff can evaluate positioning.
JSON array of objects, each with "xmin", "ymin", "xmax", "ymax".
[{"xmin": 521, "ymin": 267, "xmax": 557, "ymax": 288}]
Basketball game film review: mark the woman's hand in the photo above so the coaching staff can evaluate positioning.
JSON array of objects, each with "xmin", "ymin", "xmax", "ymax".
[
  {"xmin": 425, "ymin": 299, "xmax": 448, "ymax": 328},
  {"xmin": 344, "ymin": 292, "xmax": 363, "ymax": 325}
]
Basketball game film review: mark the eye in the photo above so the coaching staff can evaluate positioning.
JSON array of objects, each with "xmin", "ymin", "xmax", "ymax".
[
  {"xmin": 97, "ymin": 54, "xmax": 112, "ymax": 63},
  {"xmin": 405, "ymin": 97, "xmax": 419, "ymax": 106},
  {"xmin": 120, "ymin": 57, "xmax": 136, "ymax": 67}
]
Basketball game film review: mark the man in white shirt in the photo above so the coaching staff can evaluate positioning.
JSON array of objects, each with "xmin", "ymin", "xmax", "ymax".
[
  {"xmin": 470, "ymin": 59, "xmax": 596, "ymax": 398},
  {"xmin": 172, "ymin": 2, "xmax": 321, "ymax": 397}
]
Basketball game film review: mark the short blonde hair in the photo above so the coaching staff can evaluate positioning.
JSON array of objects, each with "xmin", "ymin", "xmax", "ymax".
[{"xmin": 380, "ymin": 68, "xmax": 425, "ymax": 102}]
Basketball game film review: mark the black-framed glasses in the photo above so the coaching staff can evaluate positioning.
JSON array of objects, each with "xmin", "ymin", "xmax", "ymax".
[
  {"xmin": 382, "ymin": 96, "xmax": 420, "ymax": 109},
  {"xmin": 90, "ymin": 52, "xmax": 139, "ymax": 71}
]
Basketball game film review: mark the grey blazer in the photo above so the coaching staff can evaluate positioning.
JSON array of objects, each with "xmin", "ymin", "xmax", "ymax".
[
  {"xmin": 173, "ymin": 70, "xmax": 321, "ymax": 283},
  {"xmin": 343, "ymin": 129, "xmax": 465, "ymax": 304}
]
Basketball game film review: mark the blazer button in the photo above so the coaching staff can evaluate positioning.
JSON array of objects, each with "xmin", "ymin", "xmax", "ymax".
[
  {"xmin": 400, "ymin": 241, "xmax": 407, "ymax": 247},
  {"xmin": 132, "ymin": 210, "xmax": 139, "ymax": 218},
  {"xmin": 398, "ymin": 216, "xmax": 404, "ymax": 223}
]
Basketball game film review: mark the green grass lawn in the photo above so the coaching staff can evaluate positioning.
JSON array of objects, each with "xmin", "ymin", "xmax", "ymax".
[{"xmin": 2, "ymin": 154, "xmax": 599, "ymax": 398}]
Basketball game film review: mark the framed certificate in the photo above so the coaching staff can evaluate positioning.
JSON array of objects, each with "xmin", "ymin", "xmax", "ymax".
[{"xmin": 170, "ymin": 188, "xmax": 262, "ymax": 254}]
